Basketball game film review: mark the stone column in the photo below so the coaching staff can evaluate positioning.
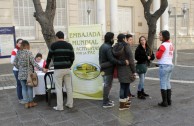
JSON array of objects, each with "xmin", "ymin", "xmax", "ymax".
[
  {"xmin": 96, "ymin": 0, "xmax": 106, "ymax": 34},
  {"xmin": 161, "ymin": 6, "xmax": 169, "ymax": 30},
  {"xmin": 153, "ymin": 0, "xmax": 162, "ymax": 49},
  {"xmin": 153, "ymin": 0, "xmax": 160, "ymax": 34},
  {"xmin": 110, "ymin": 0, "xmax": 118, "ymax": 35}
]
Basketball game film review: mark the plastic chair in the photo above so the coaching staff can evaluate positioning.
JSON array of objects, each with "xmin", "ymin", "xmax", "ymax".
[{"xmin": 44, "ymin": 71, "xmax": 55, "ymax": 106}]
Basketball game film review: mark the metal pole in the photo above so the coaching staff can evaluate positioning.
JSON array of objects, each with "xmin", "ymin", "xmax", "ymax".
[
  {"xmin": 174, "ymin": 7, "xmax": 177, "ymax": 65},
  {"xmin": 88, "ymin": 13, "xmax": 91, "ymax": 25}
]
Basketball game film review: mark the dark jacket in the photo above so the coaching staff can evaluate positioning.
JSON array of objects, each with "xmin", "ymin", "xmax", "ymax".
[
  {"xmin": 45, "ymin": 41, "xmax": 75, "ymax": 69},
  {"xmin": 99, "ymin": 42, "xmax": 125, "ymax": 75},
  {"xmin": 135, "ymin": 44, "xmax": 155, "ymax": 66},
  {"xmin": 113, "ymin": 42, "xmax": 136, "ymax": 83}
]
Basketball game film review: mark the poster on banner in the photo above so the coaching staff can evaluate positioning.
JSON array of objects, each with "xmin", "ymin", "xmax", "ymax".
[
  {"xmin": 68, "ymin": 24, "xmax": 103, "ymax": 100},
  {"xmin": 0, "ymin": 27, "xmax": 16, "ymax": 58}
]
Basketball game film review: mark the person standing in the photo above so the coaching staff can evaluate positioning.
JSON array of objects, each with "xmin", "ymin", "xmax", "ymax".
[
  {"xmin": 135, "ymin": 36, "xmax": 155, "ymax": 99},
  {"xmin": 14, "ymin": 40, "xmax": 43, "ymax": 108},
  {"xmin": 156, "ymin": 30, "xmax": 174, "ymax": 107},
  {"xmin": 11, "ymin": 38, "xmax": 23, "ymax": 103},
  {"xmin": 99, "ymin": 32, "xmax": 128, "ymax": 108},
  {"xmin": 45, "ymin": 31, "xmax": 75, "ymax": 111},
  {"xmin": 113, "ymin": 34, "xmax": 136, "ymax": 110},
  {"xmin": 126, "ymin": 34, "xmax": 135, "ymax": 99}
]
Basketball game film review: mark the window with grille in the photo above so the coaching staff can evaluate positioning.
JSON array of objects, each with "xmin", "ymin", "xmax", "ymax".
[
  {"xmin": 54, "ymin": 0, "xmax": 68, "ymax": 37},
  {"xmin": 169, "ymin": 7, "xmax": 189, "ymax": 36},
  {"xmin": 118, "ymin": 7, "xmax": 133, "ymax": 34},
  {"xmin": 78, "ymin": 0, "xmax": 96, "ymax": 25},
  {"xmin": 13, "ymin": 0, "xmax": 35, "ymax": 40}
]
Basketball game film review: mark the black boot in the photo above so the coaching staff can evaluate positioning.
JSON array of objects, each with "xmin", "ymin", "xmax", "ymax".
[
  {"xmin": 167, "ymin": 89, "xmax": 172, "ymax": 105},
  {"xmin": 141, "ymin": 89, "xmax": 149, "ymax": 97},
  {"xmin": 137, "ymin": 91, "xmax": 146, "ymax": 99},
  {"xmin": 158, "ymin": 89, "xmax": 168, "ymax": 107}
]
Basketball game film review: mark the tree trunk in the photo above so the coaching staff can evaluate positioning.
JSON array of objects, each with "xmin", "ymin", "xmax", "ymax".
[
  {"xmin": 147, "ymin": 21, "xmax": 157, "ymax": 49},
  {"xmin": 140, "ymin": 0, "xmax": 168, "ymax": 50},
  {"xmin": 33, "ymin": 0, "xmax": 56, "ymax": 48}
]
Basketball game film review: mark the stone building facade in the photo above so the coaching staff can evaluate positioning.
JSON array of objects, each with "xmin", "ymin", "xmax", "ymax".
[{"xmin": 0, "ymin": 0, "xmax": 194, "ymax": 50}]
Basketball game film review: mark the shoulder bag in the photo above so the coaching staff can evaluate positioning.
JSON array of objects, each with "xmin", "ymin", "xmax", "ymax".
[
  {"xmin": 27, "ymin": 56, "xmax": 38, "ymax": 87},
  {"xmin": 136, "ymin": 64, "xmax": 147, "ymax": 74}
]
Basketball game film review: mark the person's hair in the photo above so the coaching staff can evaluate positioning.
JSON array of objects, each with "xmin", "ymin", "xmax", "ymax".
[
  {"xmin": 138, "ymin": 36, "xmax": 147, "ymax": 44},
  {"xmin": 117, "ymin": 34, "xmax": 126, "ymax": 42},
  {"xmin": 160, "ymin": 30, "xmax": 170, "ymax": 41},
  {"xmin": 104, "ymin": 32, "xmax": 114, "ymax": 43},
  {"xmin": 16, "ymin": 38, "xmax": 23, "ymax": 43},
  {"xmin": 139, "ymin": 36, "xmax": 152, "ymax": 55},
  {"xmin": 20, "ymin": 40, "xmax": 30, "ymax": 50},
  {"xmin": 56, "ymin": 31, "xmax": 64, "ymax": 39},
  {"xmin": 35, "ymin": 53, "xmax": 42, "ymax": 59},
  {"xmin": 126, "ymin": 34, "xmax": 133, "ymax": 40}
]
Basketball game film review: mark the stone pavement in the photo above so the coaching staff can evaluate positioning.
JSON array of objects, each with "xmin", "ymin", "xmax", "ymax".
[{"xmin": 0, "ymin": 49, "xmax": 194, "ymax": 126}]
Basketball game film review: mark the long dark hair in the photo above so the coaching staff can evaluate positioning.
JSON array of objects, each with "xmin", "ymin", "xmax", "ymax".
[{"xmin": 139, "ymin": 36, "xmax": 152, "ymax": 56}]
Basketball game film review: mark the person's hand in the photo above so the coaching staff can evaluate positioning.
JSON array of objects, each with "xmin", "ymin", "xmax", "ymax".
[
  {"xmin": 43, "ymin": 68, "xmax": 48, "ymax": 73},
  {"xmin": 125, "ymin": 60, "xmax": 129, "ymax": 65},
  {"xmin": 34, "ymin": 67, "xmax": 38, "ymax": 71},
  {"xmin": 148, "ymin": 56, "xmax": 151, "ymax": 60}
]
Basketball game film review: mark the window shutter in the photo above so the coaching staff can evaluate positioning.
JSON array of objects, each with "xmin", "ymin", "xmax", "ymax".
[
  {"xmin": 13, "ymin": 0, "xmax": 35, "ymax": 40},
  {"xmin": 78, "ymin": 0, "xmax": 96, "ymax": 25},
  {"xmin": 118, "ymin": 7, "xmax": 132, "ymax": 33},
  {"xmin": 54, "ymin": 0, "xmax": 67, "ymax": 37}
]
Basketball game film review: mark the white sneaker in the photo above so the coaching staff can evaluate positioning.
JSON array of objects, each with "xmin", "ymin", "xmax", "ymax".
[
  {"xmin": 19, "ymin": 100, "xmax": 27, "ymax": 104},
  {"xmin": 108, "ymin": 100, "xmax": 114, "ymax": 105},
  {"xmin": 53, "ymin": 106, "xmax": 64, "ymax": 111}
]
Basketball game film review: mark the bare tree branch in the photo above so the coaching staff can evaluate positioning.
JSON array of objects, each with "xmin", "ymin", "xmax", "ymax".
[
  {"xmin": 46, "ymin": 0, "xmax": 56, "ymax": 14},
  {"xmin": 147, "ymin": 0, "xmax": 153, "ymax": 6},
  {"xmin": 153, "ymin": 0, "xmax": 168, "ymax": 20},
  {"xmin": 33, "ymin": 0, "xmax": 44, "ymax": 21},
  {"xmin": 140, "ymin": 0, "xmax": 146, "ymax": 5},
  {"xmin": 33, "ymin": 0, "xmax": 43, "ymax": 13},
  {"xmin": 141, "ymin": 0, "xmax": 151, "ymax": 21},
  {"xmin": 140, "ymin": 0, "xmax": 168, "ymax": 49},
  {"xmin": 33, "ymin": 0, "xmax": 56, "ymax": 48}
]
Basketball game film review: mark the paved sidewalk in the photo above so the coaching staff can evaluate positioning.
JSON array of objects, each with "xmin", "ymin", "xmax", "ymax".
[
  {"xmin": 0, "ymin": 49, "xmax": 194, "ymax": 126},
  {"xmin": 0, "ymin": 78, "xmax": 194, "ymax": 126}
]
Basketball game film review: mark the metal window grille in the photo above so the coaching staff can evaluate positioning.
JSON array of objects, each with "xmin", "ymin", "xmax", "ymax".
[
  {"xmin": 78, "ymin": 0, "xmax": 96, "ymax": 25},
  {"xmin": 13, "ymin": 0, "xmax": 35, "ymax": 40}
]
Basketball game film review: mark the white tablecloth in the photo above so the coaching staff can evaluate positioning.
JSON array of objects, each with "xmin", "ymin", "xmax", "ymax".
[{"xmin": 33, "ymin": 71, "xmax": 66, "ymax": 97}]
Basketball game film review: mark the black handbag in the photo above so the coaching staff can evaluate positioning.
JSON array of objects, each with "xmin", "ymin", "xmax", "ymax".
[{"xmin": 136, "ymin": 64, "xmax": 147, "ymax": 74}]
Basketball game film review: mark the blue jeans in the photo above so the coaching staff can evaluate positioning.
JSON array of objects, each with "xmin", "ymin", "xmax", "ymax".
[
  {"xmin": 102, "ymin": 75, "xmax": 113, "ymax": 104},
  {"xmin": 13, "ymin": 70, "xmax": 23, "ymax": 100},
  {"xmin": 138, "ymin": 73, "xmax": 146, "ymax": 91},
  {"xmin": 159, "ymin": 64, "xmax": 174, "ymax": 90},
  {"xmin": 120, "ymin": 83, "xmax": 130, "ymax": 99},
  {"xmin": 20, "ymin": 80, "xmax": 33, "ymax": 103}
]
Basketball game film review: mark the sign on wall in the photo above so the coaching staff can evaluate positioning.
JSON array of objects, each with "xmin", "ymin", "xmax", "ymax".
[
  {"xmin": 0, "ymin": 27, "xmax": 16, "ymax": 58},
  {"xmin": 68, "ymin": 24, "xmax": 103, "ymax": 100}
]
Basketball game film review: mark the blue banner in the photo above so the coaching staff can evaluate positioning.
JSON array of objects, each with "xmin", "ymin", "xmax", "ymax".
[{"xmin": 0, "ymin": 27, "xmax": 14, "ymax": 34}]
